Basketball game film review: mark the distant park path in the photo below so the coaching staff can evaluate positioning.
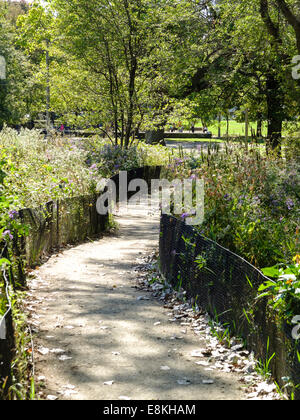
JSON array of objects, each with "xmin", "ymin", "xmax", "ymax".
[
  {"xmin": 165, "ymin": 139, "xmax": 224, "ymax": 151},
  {"xmin": 27, "ymin": 200, "xmax": 248, "ymax": 400}
]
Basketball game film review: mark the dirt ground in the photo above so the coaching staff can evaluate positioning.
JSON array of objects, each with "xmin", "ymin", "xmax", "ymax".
[{"xmin": 26, "ymin": 201, "xmax": 257, "ymax": 400}]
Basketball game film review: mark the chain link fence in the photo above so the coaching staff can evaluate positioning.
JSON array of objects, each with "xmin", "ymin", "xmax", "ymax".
[
  {"xmin": 159, "ymin": 213, "xmax": 300, "ymax": 398},
  {"xmin": 0, "ymin": 166, "xmax": 162, "ymax": 397}
]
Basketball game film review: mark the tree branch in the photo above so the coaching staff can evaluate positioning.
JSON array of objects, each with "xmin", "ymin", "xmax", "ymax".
[{"xmin": 275, "ymin": 0, "xmax": 300, "ymax": 53}]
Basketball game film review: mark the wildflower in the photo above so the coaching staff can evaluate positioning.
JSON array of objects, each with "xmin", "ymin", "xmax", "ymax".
[
  {"xmin": 8, "ymin": 210, "xmax": 18, "ymax": 220},
  {"xmin": 286, "ymin": 198, "xmax": 295, "ymax": 210},
  {"xmin": 252, "ymin": 196, "xmax": 261, "ymax": 205},
  {"xmin": 293, "ymin": 255, "xmax": 300, "ymax": 265},
  {"xmin": 224, "ymin": 194, "xmax": 233, "ymax": 202},
  {"xmin": 181, "ymin": 212, "xmax": 189, "ymax": 220},
  {"xmin": 3, "ymin": 230, "xmax": 13, "ymax": 241}
]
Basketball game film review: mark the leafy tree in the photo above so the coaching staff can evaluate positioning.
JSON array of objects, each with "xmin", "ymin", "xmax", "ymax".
[
  {"xmin": 17, "ymin": 3, "xmax": 58, "ymax": 129},
  {"xmin": 0, "ymin": 3, "xmax": 31, "ymax": 128},
  {"xmin": 162, "ymin": 0, "xmax": 299, "ymax": 150},
  {"xmin": 43, "ymin": 0, "xmax": 171, "ymax": 147},
  {"xmin": 274, "ymin": 0, "xmax": 300, "ymax": 54}
]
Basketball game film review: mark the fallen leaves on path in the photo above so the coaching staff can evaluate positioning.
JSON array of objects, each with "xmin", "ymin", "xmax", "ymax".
[
  {"xmin": 134, "ymin": 252, "xmax": 283, "ymax": 401},
  {"xmin": 103, "ymin": 381, "xmax": 114, "ymax": 386},
  {"xmin": 160, "ymin": 366, "xmax": 171, "ymax": 371}
]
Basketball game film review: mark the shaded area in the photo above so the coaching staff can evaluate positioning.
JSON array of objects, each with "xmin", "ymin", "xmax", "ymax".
[
  {"xmin": 159, "ymin": 214, "xmax": 300, "ymax": 398},
  {"xmin": 29, "ymin": 201, "xmax": 246, "ymax": 400}
]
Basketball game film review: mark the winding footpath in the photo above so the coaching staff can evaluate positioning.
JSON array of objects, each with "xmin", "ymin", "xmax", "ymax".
[{"xmin": 26, "ymin": 200, "xmax": 255, "ymax": 400}]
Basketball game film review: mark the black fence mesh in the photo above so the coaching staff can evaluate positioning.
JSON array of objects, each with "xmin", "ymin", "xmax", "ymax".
[
  {"xmin": 0, "ymin": 193, "xmax": 108, "ymax": 397},
  {"xmin": 159, "ymin": 213, "xmax": 300, "ymax": 398},
  {"xmin": 0, "ymin": 244, "xmax": 14, "ymax": 396},
  {"xmin": 0, "ymin": 166, "xmax": 162, "ymax": 398},
  {"xmin": 18, "ymin": 194, "xmax": 108, "ymax": 268}
]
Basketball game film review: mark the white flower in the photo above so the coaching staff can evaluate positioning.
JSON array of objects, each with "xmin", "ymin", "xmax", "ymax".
[{"xmin": 279, "ymin": 274, "xmax": 296, "ymax": 281}]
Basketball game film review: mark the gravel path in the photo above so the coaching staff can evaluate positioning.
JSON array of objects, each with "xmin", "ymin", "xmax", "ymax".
[{"xmin": 27, "ymin": 201, "xmax": 254, "ymax": 400}]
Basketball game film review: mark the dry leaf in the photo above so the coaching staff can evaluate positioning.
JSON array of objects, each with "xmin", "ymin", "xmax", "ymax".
[
  {"xmin": 103, "ymin": 381, "xmax": 114, "ymax": 386},
  {"xmin": 47, "ymin": 395, "xmax": 58, "ymax": 400},
  {"xmin": 50, "ymin": 348, "xmax": 65, "ymax": 354},
  {"xmin": 38, "ymin": 347, "xmax": 49, "ymax": 355},
  {"xmin": 195, "ymin": 361, "xmax": 210, "ymax": 367},
  {"xmin": 59, "ymin": 355, "xmax": 72, "ymax": 361},
  {"xmin": 62, "ymin": 384, "xmax": 76, "ymax": 389}
]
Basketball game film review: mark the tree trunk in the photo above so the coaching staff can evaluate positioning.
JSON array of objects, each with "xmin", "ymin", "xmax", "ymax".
[
  {"xmin": 245, "ymin": 108, "xmax": 249, "ymax": 151},
  {"xmin": 275, "ymin": 0, "xmax": 300, "ymax": 55},
  {"xmin": 226, "ymin": 113, "xmax": 229, "ymax": 138},
  {"xmin": 265, "ymin": 73, "xmax": 283, "ymax": 153},
  {"xmin": 257, "ymin": 113, "xmax": 263, "ymax": 138},
  {"xmin": 218, "ymin": 114, "xmax": 221, "ymax": 138}
]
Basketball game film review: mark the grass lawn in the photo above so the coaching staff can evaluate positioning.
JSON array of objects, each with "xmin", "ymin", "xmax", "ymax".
[
  {"xmin": 167, "ymin": 120, "xmax": 269, "ymax": 138},
  {"xmin": 205, "ymin": 120, "xmax": 268, "ymax": 137}
]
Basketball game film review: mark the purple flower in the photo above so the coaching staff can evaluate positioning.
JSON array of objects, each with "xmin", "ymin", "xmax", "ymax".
[
  {"xmin": 8, "ymin": 210, "xmax": 18, "ymax": 220},
  {"xmin": 286, "ymin": 198, "xmax": 295, "ymax": 210},
  {"xmin": 3, "ymin": 230, "xmax": 13, "ymax": 241},
  {"xmin": 181, "ymin": 212, "xmax": 189, "ymax": 220},
  {"xmin": 90, "ymin": 164, "xmax": 97, "ymax": 170},
  {"xmin": 224, "ymin": 194, "xmax": 233, "ymax": 202}
]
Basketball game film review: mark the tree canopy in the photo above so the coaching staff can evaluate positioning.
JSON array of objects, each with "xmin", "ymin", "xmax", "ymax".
[{"xmin": 0, "ymin": 0, "xmax": 299, "ymax": 150}]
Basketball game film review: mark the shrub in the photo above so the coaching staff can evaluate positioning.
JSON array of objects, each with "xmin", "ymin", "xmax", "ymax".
[
  {"xmin": 166, "ymin": 143, "xmax": 299, "ymax": 269},
  {"xmin": 0, "ymin": 128, "xmax": 171, "ymax": 208}
]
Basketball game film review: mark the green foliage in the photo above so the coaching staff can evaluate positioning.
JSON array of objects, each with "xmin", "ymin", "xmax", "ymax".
[
  {"xmin": 0, "ymin": 149, "xmax": 26, "ymax": 252},
  {"xmin": 167, "ymin": 143, "xmax": 299, "ymax": 269},
  {"xmin": 0, "ymin": 289, "xmax": 35, "ymax": 400},
  {"xmin": 0, "ymin": 127, "xmax": 94, "ymax": 208},
  {"xmin": 195, "ymin": 254, "xmax": 215, "ymax": 276},
  {"xmin": 257, "ymin": 257, "xmax": 300, "ymax": 321},
  {"xmin": 0, "ymin": 6, "xmax": 32, "ymax": 128},
  {"xmin": 255, "ymin": 337, "xmax": 276, "ymax": 380},
  {"xmin": 0, "ymin": 128, "xmax": 170, "ymax": 209}
]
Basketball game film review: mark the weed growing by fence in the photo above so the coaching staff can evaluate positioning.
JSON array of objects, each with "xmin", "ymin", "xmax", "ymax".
[{"xmin": 166, "ymin": 143, "xmax": 299, "ymax": 269}]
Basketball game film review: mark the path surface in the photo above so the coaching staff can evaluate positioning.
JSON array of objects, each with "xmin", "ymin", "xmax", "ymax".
[
  {"xmin": 27, "ymin": 200, "xmax": 248, "ymax": 400},
  {"xmin": 165, "ymin": 140, "xmax": 224, "ymax": 151}
]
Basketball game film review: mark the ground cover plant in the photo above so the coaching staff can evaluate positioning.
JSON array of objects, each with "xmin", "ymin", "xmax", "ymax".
[
  {"xmin": 167, "ymin": 143, "xmax": 299, "ymax": 268},
  {"xmin": 166, "ymin": 141, "xmax": 300, "ymax": 323},
  {"xmin": 0, "ymin": 127, "xmax": 170, "ymax": 209}
]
